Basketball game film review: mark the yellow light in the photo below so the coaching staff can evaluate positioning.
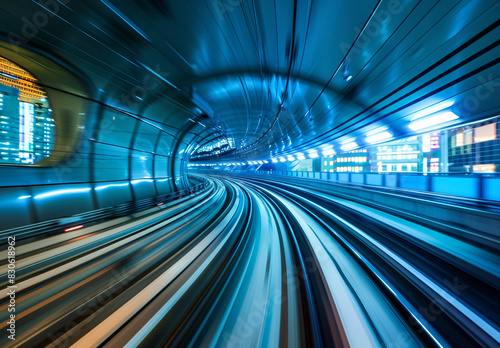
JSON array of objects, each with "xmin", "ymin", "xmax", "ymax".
[
  {"xmin": 473, "ymin": 164, "xmax": 495, "ymax": 173},
  {"xmin": 0, "ymin": 56, "xmax": 46, "ymax": 102}
]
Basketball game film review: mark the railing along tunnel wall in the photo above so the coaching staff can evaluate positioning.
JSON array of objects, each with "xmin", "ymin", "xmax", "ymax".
[
  {"xmin": 191, "ymin": 170, "xmax": 500, "ymax": 236},
  {"xmin": 204, "ymin": 169, "xmax": 500, "ymax": 201},
  {"xmin": 269, "ymin": 170, "xmax": 500, "ymax": 201}
]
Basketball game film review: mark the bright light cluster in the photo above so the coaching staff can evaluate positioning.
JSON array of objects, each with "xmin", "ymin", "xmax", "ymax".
[{"xmin": 187, "ymin": 102, "xmax": 459, "ymax": 169}]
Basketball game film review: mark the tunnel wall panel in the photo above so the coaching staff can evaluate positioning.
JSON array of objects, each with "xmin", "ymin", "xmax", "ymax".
[
  {"xmin": 399, "ymin": 175, "xmax": 428, "ymax": 192},
  {"xmin": 483, "ymin": 177, "xmax": 500, "ymax": 201},
  {"xmin": 338, "ymin": 173, "xmax": 349, "ymax": 182},
  {"xmin": 131, "ymin": 152, "xmax": 154, "ymax": 179},
  {"xmin": 0, "ymin": 187, "xmax": 33, "ymax": 229},
  {"xmin": 366, "ymin": 174, "xmax": 383, "ymax": 186},
  {"xmin": 97, "ymin": 110, "xmax": 136, "ymax": 145},
  {"xmin": 131, "ymin": 180, "xmax": 157, "ymax": 200},
  {"xmin": 0, "ymin": 47, "xmax": 199, "ymax": 231},
  {"xmin": 50, "ymin": 151, "xmax": 92, "ymax": 184},
  {"xmin": 385, "ymin": 174, "xmax": 399, "ymax": 187},
  {"xmin": 94, "ymin": 181, "xmax": 133, "ymax": 209},
  {"xmin": 0, "ymin": 166, "xmax": 48, "ymax": 186},
  {"xmin": 155, "ymin": 135, "xmax": 172, "ymax": 156},
  {"xmin": 431, "ymin": 176, "xmax": 478, "ymax": 199},
  {"xmin": 155, "ymin": 178, "xmax": 174, "ymax": 195},
  {"xmin": 154, "ymin": 156, "xmax": 169, "ymax": 178},
  {"xmin": 31, "ymin": 183, "xmax": 94, "ymax": 221},
  {"xmin": 133, "ymin": 123, "xmax": 158, "ymax": 153},
  {"xmin": 93, "ymin": 143, "xmax": 129, "ymax": 181},
  {"xmin": 351, "ymin": 173, "xmax": 364, "ymax": 184}
]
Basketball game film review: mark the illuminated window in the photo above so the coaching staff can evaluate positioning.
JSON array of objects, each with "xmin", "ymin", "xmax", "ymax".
[
  {"xmin": 474, "ymin": 124, "xmax": 496, "ymax": 143},
  {"xmin": 0, "ymin": 56, "xmax": 53, "ymax": 164}
]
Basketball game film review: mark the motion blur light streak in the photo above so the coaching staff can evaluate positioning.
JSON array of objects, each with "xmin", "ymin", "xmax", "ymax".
[
  {"xmin": 64, "ymin": 225, "xmax": 84, "ymax": 232},
  {"xmin": 34, "ymin": 188, "xmax": 92, "ymax": 199},
  {"xmin": 0, "ymin": 0, "xmax": 499, "ymax": 347},
  {"xmin": 2, "ymin": 175, "xmax": 499, "ymax": 347},
  {"xmin": 95, "ymin": 183, "xmax": 130, "ymax": 191}
]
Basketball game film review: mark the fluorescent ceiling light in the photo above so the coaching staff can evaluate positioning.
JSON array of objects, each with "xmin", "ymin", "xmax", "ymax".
[
  {"xmin": 367, "ymin": 126, "xmax": 388, "ymax": 136},
  {"xmin": 272, "ymin": 159, "xmax": 278, "ymax": 163},
  {"xmin": 308, "ymin": 152, "xmax": 319, "ymax": 158},
  {"xmin": 341, "ymin": 142, "xmax": 358, "ymax": 151},
  {"xmin": 287, "ymin": 156, "xmax": 295, "ymax": 161},
  {"xmin": 296, "ymin": 153, "xmax": 306, "ymax": 160},
  {"xmin": 279, "ymin": 157, "xmax": 286, "ymax": 162},
  {"xmin": 409, "ymin": 111, "xmax": 458, "ymax": 131},
  {"xmin": 263, "ymin": 160, "xmax": 269, "ymax": 164},
  {"xmin": 258, "ymin": 161, "xmax": 263, "ymax": 164},
  {"xmin": 410, "ymin": 100, "xmax": 455, "ymax": 121},
  {"xmin": 322, "ymin": 149, "xmax": 335, "ymax": 156},
  {"xmin": 366, "ymin": 131, "xmax": 393, "ymax": 144}
]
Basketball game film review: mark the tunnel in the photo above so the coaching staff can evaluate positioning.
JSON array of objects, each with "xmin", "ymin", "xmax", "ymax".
[{"xmin": 0, "ymin": 1, "xmax": 499, "ymax": 347}]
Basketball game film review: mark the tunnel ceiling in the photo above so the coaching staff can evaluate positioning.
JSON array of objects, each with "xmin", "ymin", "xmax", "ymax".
[{"xmin": 1, "ymin": 0, "xmax": 499, "ymax": 162}]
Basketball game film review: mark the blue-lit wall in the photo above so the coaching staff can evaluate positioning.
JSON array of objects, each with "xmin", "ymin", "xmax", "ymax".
[
  {"xmin": 0, "ymin": 50, "xmax": 196, "ymax": 230},
  {"xmin": 0, "ymin": 100, "xmax": 193, "ymax": 229}
]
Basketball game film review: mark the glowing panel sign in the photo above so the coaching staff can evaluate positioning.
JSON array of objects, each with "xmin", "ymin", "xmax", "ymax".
[
  {"xmin": 473, "ymin": 164, "xmax": 495, "ymax": 173},
  {"xmin": 474, "ymin": 124, "xmax": 496, "ymax": 143},
  {"xmin": 430, "ymin": 132, "xmax": 440, "ymax": 150},
  {"xmin": 19, "ymin": 102, "xmax": 34, "ymax": 164},
  {"xmin": 456, "ymin": 132, "xmax": 464, "ymax": 147}
]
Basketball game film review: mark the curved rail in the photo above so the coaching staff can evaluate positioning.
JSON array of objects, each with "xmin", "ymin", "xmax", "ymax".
[{"xmin": 0, "ymin": 175, "xmax": 498, "ymax": 347}]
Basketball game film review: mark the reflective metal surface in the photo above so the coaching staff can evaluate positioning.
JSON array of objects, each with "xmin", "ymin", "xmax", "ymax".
[
  {"xmin": 1, "ymin": 0, "xmax": 498, "ymax": 164},
  {"xmin": 0, "ymin": 3, "xmax": 499, "ymax": 345}
]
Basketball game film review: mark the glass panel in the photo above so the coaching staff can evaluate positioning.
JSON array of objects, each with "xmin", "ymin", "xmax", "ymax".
[{"xmin": 0, "ymin": 56, "xmax": 54, "ymax": 164}]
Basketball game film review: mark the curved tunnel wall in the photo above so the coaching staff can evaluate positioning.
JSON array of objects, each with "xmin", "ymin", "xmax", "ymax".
[{"xmin": 0, "ymin": 43, "xmax": 196, "ymax": 230}]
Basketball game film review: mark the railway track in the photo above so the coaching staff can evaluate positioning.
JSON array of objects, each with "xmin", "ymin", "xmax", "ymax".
[{"xmin": 1, "ymin": 175, "xmax": 498, "ymax": 347}]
